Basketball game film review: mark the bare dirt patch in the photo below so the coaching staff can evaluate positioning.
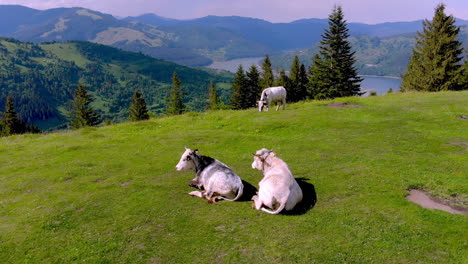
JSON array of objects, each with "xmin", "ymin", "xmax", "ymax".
[
  {"xmin": 406, "ymin": 189, "xmax": 467, "ymax": 215},
  {"xmin": 448, "ymin": 141, "xmax": 468, "ymax": 152},
  {"xmin": 327, "ymin": 102, "xmax": 363, "ymax": 108},
  {"xmin": 457, "ymin": 115, "xmax": 468, "ymax": 120}
]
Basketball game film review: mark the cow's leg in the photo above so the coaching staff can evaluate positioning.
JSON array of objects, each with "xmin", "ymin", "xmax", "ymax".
[
  {"xmin": 189, "ymin": 190, "xmax": 204, "ymax": 198},
  {"xmin": 252, "ymin": 195, "xmax": 263, "ymax": 210},
  {"xmin": 276, "ymin": 102, "xmax": 280, "ymax": 111}
]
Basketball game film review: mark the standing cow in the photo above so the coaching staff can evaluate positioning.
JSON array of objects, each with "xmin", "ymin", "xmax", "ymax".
[
  {"xmin": 176, "ymin": 148, "xmax": 244, "ymax": 203},
  {"xmin": 251, "ymin": 148, "xmax": 303, "ymax": 214},
  {"xmin": 258, "ymin": 86, "xmax": 287, "ymax": 112}
]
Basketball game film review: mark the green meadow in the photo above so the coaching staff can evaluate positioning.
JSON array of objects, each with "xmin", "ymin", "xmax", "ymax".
[{"xmin": 1, "ymin": 91, "xmax": 467, "ymax": 263}]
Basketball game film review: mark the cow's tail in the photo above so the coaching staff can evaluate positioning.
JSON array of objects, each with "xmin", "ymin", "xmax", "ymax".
[
  {"xmin": 261, "ymin": 200, "xmax": 286, "ymax": 215},
  {"xmin": 220, "ymin": 183, "xmax": 244, "ymax": 202}
]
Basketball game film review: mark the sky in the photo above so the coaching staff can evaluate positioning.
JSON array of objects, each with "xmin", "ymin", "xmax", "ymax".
[{"xmin": 0, "ymin": 0, "xmax": 467, "ymax": 24}]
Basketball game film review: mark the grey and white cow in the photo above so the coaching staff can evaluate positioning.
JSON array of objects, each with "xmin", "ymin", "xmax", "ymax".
[
  {"xmin": 176, "ymin": 148, "xmax": 243, "ymax": 203},
  {"xmin": 251, "ymin": 148, "xmax": 303, "ymax": 214},
  {"xmin": 258, "ymin": 86, "xmax": 287, "ymax": 112}
]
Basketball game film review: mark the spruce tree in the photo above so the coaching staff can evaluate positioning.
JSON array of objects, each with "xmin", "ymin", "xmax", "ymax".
[
  {"xmin": 298, "ymin": 64, "xmax": 309, "ymax": 100},
  {"xmin": 2, "ymin": 96, "xmax": 20, "ymax": 136},
  {"xmin": 260, "ymin": 55, "xmax": 274, "ymax": 88},
  {"xmin": 309, "ymin": 5, "xmax": 362, "ymax": 99},
  {"xmin": 246, "ymin": 65, "xmax": 261, "ymax": 107},
  {"xmin": 289, "ymin": 56, "xmax": 301, "ymax": 102},
  {"xmin": 67, "ymin": 84, "xmax": 101, "ymax": 129},
  {"xmin": 460, "ymin": 58, "xmax": 468, "ymax": 88},
  {"xmin": 401, "ymin": 4, "xmax": 464, "ymax": 92},
  {"xmin": 166, "ymin": 72, "xmax": 185, "ymax": 115},
  {"xmin": 230, "ymin": 65, "xmax": 248, "ymax": 110},
  {"xmin": 275, "ymin": 69, "xmax": 290, "ymax": 88},
  {"xmin": 308, "ymin": 54, "xmax": 331, "ymax": 99},
  {"xmin": 207, "ymin": 81, "xmax": 220, "ymax": 110},
  {"xmin": 128, "ymin": 90, "xmax": 150, "ymax": 121}
]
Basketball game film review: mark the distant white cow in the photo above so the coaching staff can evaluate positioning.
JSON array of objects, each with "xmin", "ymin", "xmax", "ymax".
[
  {"xmin": 258, "ymin": 86, "xmax": 287, "ymax": 112},
  {"xmin": 176, "ymin": 148, "xmax": 244, "ymax": 203},
  {"xmin": 251, "ymin": 148, "xmax": 302, "ymax": 214}
]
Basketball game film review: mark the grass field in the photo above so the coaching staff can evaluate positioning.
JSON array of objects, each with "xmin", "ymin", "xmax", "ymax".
[{"xmin": 1, "ymin": 91, "xmax": 467, "ymax": 263}]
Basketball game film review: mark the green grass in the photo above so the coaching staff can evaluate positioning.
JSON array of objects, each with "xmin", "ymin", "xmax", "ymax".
[
  {"xmin": 1, "ymin": 91, "xmax": 467, "ymax": 263},
  {"xmin": 40, "ymin": 43, "xmax": 92, "ymax": 67}
]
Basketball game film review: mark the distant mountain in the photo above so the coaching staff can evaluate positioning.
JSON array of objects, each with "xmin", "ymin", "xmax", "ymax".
[
  {"xmin": 0, "ymin": 38, "xmax": 232, "ymax": 130},
  {"xmin": 1, "ymin": 5, "xmax": 467, "ymax": 69}
]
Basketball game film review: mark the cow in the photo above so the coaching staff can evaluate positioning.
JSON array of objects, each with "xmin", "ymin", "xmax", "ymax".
[
  {"xmin": 258, "ymin": 86, "xmax": 287, "ymax": 112},
  {"xmin": 176, "ymin": 148, "xmax": 244, "ymax": 203},
  {"xmin": 251, "ymin": 148, "xmax": 303, "ymax": 214}
]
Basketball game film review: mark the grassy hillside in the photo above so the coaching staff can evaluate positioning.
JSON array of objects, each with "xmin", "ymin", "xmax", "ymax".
[
  {"xmin": 1, "ymin": 92, "xmax": 467, "ymax": 263},
  {"xmin": 0, "ymin": 38, "xmax": 233, "ymax": 130}
]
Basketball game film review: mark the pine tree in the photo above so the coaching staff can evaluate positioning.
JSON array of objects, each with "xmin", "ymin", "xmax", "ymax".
[
  {"xmin": 67, "ymin": 84, "xmax": 101, "ymax": 129},
  {"xmin": 166, "ymin": 72, "xmax": 185, "ymax": 115},
  {"xmin": 460, "ymin": 58, "xmax": 468, "ymax": 88},
  {"xmin": 246, "ymin": 65, "xmax": 261, "ymax": 107},
  {"xmin": 308, "ymin": 5, "xmax": 362, "ymax": 99},
  {"xmin": 260, "ymin": 55, "xmax": 274, "ymax": 88},
  {"xmin": 275, "ymin": 69, "xmax": 290, "ymax": 88},
  {"xmin": 2, "ymin": 96, "xmax": 20, "ymax": 136},
  {"xmin": 289, "ymin": 56, "xmax": 301, "ymax": 102},
  {"xmin": 128, "ymin": 90, "xmax": 150, "ymax": 121},
  {"xmin": 401, "ymin": 4, "xmax": 464, "ymax": 92},
  {"xmin": 230, "ymin": 65, "xmax": 248, "ymax": 109},
  {"xmin": 207, "ymin": 81, "xmax": 219, "ymax": 110},
  {"xmin": 298, "ymin": 64, "xmax": 309, "ymax": 100},
  {"xmin": 308, "ymin": 54, "xmax": 332, "ymax": 99}
]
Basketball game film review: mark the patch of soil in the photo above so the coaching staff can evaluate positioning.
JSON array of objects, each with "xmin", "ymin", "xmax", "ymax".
[
  {"xmin": 457, "ymin": 115, "xmax": 468, "ymax": 120},
  {"xmin": 327, "ymin": 102, "xmax": 363, "ymax": 108},
  {"xmin": 449, "ymin": 141, "xmax": 468, "ymax": 151},
  {"xmin": 94, "ymin": 179, "xmax": 104, "ymax": 183},
  {"xmin": 406, "ymin": 189, "xmax": 467, "ymax": 215}
]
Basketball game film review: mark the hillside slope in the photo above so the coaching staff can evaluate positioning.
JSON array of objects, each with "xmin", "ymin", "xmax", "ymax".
[
  {"xmin": 1, "ymin": 92, "xmax": 467, "ymax": 263},
  {"xmin": 0, "ymin": 38, "xmax": 232, "ymax": 130}
]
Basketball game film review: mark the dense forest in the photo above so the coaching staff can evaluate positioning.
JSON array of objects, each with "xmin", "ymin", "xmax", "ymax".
[{"xmin": 0, "ymin": 38, "xmax": 232, "ymax": 130}]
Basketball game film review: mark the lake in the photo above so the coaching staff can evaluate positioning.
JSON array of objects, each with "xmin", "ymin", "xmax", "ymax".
[{"xmin": 208, "ymin": 58, "xmax": 402, "ymax": 95}]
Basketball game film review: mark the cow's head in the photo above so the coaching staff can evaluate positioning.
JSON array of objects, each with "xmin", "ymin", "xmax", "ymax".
[
  {"xmin": 258, "ymin": 100, "xmax": 266, "ymax": 112},
  {"xmin": 252, "ymin": 148, "xmax": 275, "ymax": 171},
  {"xmin": 176, "ymin": 147, "xmax": 198, "ymax": 171}
]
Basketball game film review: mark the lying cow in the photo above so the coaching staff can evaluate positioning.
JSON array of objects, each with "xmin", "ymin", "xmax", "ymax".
[
  {"xmin": 176, "ymin": 148, "xmax": 244, "ymax": 203},
  {"xmin": 251, "ymin": 148, "xmax": 302, "ymax": 214},
  {"xmin": 258, "ymin": 86, "xmax": 287, "ymax": 112}
]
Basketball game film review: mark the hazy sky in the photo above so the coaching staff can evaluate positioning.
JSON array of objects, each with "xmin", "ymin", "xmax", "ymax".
[{"xmin": 1, "ymin": 0, "xmax": 467, "ymax": 24}]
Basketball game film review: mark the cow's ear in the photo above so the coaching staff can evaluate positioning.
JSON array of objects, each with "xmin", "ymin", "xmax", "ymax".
[{"xmin": 193, "ymin": 149, "xmax": 199, "ymax": 153}]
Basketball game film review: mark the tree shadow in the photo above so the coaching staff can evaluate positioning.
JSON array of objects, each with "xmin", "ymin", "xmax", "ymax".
[
  {"xmin": 237, "ymin": 180, "xmax": 258, "ymax": 202},
  {"xmin": 282, "ymin": 178, "xmax": 317, "ymax": 215}
]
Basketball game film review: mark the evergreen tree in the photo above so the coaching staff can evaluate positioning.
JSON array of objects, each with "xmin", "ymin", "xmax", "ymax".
[
  {"xmin": 230, "ymin": 65, "xmax": 248, "ymax": 110},
  {"xmin": 308, "ymin": 5, "xmax": 362, "ymax": 99},
  {"xmin": 275, "ymin": 69, "xmax": 290, "ymax": 88},
  {"xmin": 166, "ymin": 72, "xmax": 185, "ymax": 115},
  {"xmin": 260, "ymin": 55, "xmax": 274, "ymax": 88},
  {"xmin": 128, "ymin": 90, "xmax": 149, "ymax": 121},
  {"xmin": 460, "ymin": 58, "xmax": 468, "ymax": 88},
  {"xmin": 401, "ymin": 4, "xmax": 464, "ymax": 92},
  {"xmin": 2, "ymin": 96, "xmax": 20, "ymax": 136},
  {"xmin": 1, "ymin": 96, "xmax": 40, "ymax": 136},
  {"xmin": 207, "ymin": 81, "xmax": 219, "ymax": 110},
  {"xmin": 67, "ymin": 84, "xmax": 101, "ymax": 129},
  {"xmin": 298, "ymin": 64, "xmax": 309, "ymax": 100},
  {"xmin": 246, "ymin": 65, "xmax": 261, "ymax": 107},
  {"xmin": 308, "ymin": 54, "xmax": 331, "ymax": 99}
]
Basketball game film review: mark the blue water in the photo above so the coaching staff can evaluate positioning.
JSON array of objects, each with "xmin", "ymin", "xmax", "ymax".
[{"xmin": 360, "ymin": 76, "xmax": 401, "ymax": 95}]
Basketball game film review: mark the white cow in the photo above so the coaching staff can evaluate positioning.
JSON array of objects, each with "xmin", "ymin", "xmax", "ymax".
[
  {"xmin": 176, "ymin": 148, "xmax": 244, "ymax": 203},
  {"xmin": 258, "ymin": 86, "xmax": 287, "ymax": 112},
  {"xmin": 251, "ymin": 148, "xmax": 303, "ymax": 214}
]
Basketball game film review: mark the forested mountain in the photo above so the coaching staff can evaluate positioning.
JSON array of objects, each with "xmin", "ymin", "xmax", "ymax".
[
  {"xmin": 0, "ymin": 38, "xmax": 232, "ymax": 130},
  {"xmin": 2, "ymin": 5, "xmax": 467, "ymax": 69},
  {"xmin": 271, "ymin": 26, "xmax": 468, "ymax": 77}
]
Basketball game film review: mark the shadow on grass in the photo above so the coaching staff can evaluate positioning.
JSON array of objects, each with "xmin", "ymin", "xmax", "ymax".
[
  {"xmin": 237, "ymin": 180, "xmax": 258, "ymax": 202},
  {"xmin": 282, "ymin": 178, "xmax": 317, "ymax": 216}
]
